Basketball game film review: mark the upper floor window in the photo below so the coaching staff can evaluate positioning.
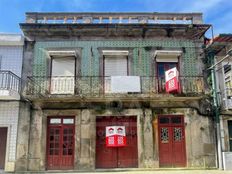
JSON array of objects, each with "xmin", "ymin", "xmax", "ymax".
[
  {"xmin": 228, "ymin": 120, "xmax": 232, "ymax": 151},
  {"xmin": 103, "ymin": 50, "xmax": 129, "ymax": 93},
  {"xmin": 103, "ymin": 50, "xmax": 129, "ymax": 77},
  {"xmin": 48, "ymin": 50, "xmax": 76, "ymax": 94},
  {"xmin": 154, "ymin": 50, "xmax": 181, "ymax": 93},
  {"xmin": 0, "ymin": 55, "xmax": 2, "ymax": 70},
  {"xmin": 224, "ymin": 64, "xmax": 232, "ymax": 97}
]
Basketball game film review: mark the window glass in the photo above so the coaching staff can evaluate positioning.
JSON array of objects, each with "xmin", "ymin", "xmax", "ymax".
[
  {"xmin": 224, "ymin": 65, "xmax": 232, "ymax": 96},
  {"xmin": 157, "ymin": 62, "xmax": 177, "ymax": 77},
  {"xmin": 0, "ymin": 55, "xmax": 2, "ymax": 70},
  {"xmin": 159, "ymin": 117, "xmax": 169, "ymax": 124},
  {"xmin": 228, "ymin": 120, "xmax": 232, "ymax": 151},
  {"xmin": 63, "ymin": 118, "xmax": 74, "ymax": 124},
  {"xmin": 50, "ymin": 118, "xmax": 61, "ymax": 124},
  {"xmin": 171, "ymin": 117, "xmax": 182, "ymax": 124},
  {"xmin": 224, "ymin": 65, "xmax": 231, "ymax": 74}
]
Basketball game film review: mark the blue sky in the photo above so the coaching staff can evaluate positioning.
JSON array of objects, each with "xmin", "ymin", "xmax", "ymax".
[{"xmin": 0, "ymin": 0, "xmax": 231, "ymax": 37}]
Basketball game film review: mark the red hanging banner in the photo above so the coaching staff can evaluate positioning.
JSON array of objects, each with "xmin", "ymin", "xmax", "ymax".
[
  {"xmin": 106, "ymin": 126, "xmax": 126, "ymax": 147},
  {"xmin": 165, "ymin": 67, "xmax": 179, "ymax": 93}
]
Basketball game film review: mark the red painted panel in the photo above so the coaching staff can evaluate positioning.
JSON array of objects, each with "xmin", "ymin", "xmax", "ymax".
[
  {"xmin": 0, "ymin": 127, "xmax": 7, "ymax": 169},
  {"xmin": 96, "ymin": 117, "xmax": 117, "ymax": 168},
  {"xmin": 158, "ymin": 126, "xmax": 173, "ymax": 167},
  {"xmin": 172, "ymin": 126, "xmax": 186, "ymax": 167},
  {"xmin": 117, "ymin": 117, "xmax": 138, "ymax": 168},
  {"xmin": 96, "ymin": 116, "xmax": 138, "ymax": 168},
  {"xmin": 158, "ymin": 115, "xmax": 186, "ymax": 167}
]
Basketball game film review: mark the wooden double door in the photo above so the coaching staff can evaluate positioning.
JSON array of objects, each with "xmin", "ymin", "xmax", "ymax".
[
  {"xmin": 96, "ymin": 116, "xmax": 138, "ymax": 168},
  {"xmin": 158, "ymin": 115, "xmax": 186, "ymax": 167},
  {"xmin": 47, "ymin": 117, "xmax": 75, "ymax": 170}
]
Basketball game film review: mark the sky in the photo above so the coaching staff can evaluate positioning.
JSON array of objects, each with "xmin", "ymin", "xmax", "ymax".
[{"xmin": 0, "ymin": 0, "xmax": 231, "ymax": 38}]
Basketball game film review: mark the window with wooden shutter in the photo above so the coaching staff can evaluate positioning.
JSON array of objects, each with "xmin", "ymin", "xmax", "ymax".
[
  {"xmin": 51, "ymin": 57, "xmax": 75, "ymax": 94},
  {"xmin": 104, "ymin": 55, "xmax": 128, "ymax": 76},
  {"xmin": 104, "ymin": 55, "xmax": 128, "ymax": 93}
]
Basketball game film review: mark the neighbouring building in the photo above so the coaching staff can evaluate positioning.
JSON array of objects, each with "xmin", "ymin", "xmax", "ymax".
[
  {"xmin": 17, "ymin": 12, "xmax": 216, "ymax": 172},
  {"xmin": 206, "ymin": 34, "xmax": 232, "ymax": 170},
  {"xmin": 0, "ymin": 34, "xmax": 23, "ymax": 171}
]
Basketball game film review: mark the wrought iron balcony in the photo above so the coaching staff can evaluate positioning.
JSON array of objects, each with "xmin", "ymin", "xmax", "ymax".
[
  {"xmin": 0, "ymin": 71, "xmax": 21, "ymax": 99},
  {"xmin": 25, "ymin": 76, "xmax": 205, "ymax": 99},
  {"xmin": 218, "ymin": 88, "xmax": 232, "ymax": 110}
]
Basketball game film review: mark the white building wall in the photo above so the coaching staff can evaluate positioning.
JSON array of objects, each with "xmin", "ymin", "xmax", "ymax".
[
  {"xmin": 0, "ymin": 101, "xmax": 19, "ymax": 171},
  {"xmin": 0, "ymin": 46, "xmax": 23, "ymax": 77}
]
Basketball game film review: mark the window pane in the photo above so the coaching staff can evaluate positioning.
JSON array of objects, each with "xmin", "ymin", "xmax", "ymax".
[
  {"xmin": 50, "ymin": 118, "xmax": 61, "ymax": 124},
  {"xmin": 171, "ymin": 117, "xmax": 182, "ymax": 124},
  {"xmin": 159, "ymin": 117, "xmax": 169, "ymax": 124},
  {"xmin": 224, "ymin": 65, "xmax": 231, "ymax": 74},
  {"xmin": 63, "ymin": 118, "xmax": 74, "ymax": 124}
]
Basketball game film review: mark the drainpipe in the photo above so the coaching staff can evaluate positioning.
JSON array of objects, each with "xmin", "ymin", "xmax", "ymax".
[
  {"xmin": 206, "ymin": 25, "xmax": 223, "ymax": 170},
  {"xmin": 209, "ymin": 49, "xmax": 232, "ymax": 170},
  {"xmin": 209, "ymin": 51, "xmax": 223, "ymax": 170}
]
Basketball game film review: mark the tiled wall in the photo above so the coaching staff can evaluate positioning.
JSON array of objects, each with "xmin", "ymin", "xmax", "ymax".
[
  {"xmin": 0, "ymin": 46, "xmax": 23, "ymax": 77},
  {"xmin": 0, "ymin": 102, "xmax": 19, "ymax": 161},
  {"xmin": 33, "ymin": 40, "xmax": 198, "ymax": 77}
]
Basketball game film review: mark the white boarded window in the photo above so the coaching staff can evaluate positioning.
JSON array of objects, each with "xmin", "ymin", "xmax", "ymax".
[
  {"xmin": 52, "ymin": 57, "xmax": 75, "ymax": 77},
  {"xmin": 104, "ymin": 55, "xmax": 128, "ymax": 76},
  {"xmin": 104, "ymin": 55, "xmax": 129, "ymax": 93},
  {"xmin": 51, "ymin": 57, "xmax": 75, "ymax": 94}
]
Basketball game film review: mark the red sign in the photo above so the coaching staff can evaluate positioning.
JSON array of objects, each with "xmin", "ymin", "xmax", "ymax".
[
  {"xmin": 106, "ymin": 126, "xmax": 126, "ymax": 147},
  {"xmin": 165, "ymin": 67, "xmax": 179, "ymax": 93}
]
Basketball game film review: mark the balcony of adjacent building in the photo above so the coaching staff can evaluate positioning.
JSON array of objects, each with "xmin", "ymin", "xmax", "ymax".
[
  {"xmin": 218, "ymin": 87, "xmax": 232, "ymax": 111},
  {"xmin": 0, "ymin": 71, "xmax": 21, "ymax": 100}
]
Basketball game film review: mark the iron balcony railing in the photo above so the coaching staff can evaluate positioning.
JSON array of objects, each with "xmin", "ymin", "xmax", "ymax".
[
  {"xmin": 25, "ymin": 76, "xmax": 205, "ymax": 97},
  {"xmin": 0, "ymin": 71, "xmax": 21, "ymax": 93},
  {"xmin": 218, "ymin": 88, "xmax": 232, "ymax": 110}
]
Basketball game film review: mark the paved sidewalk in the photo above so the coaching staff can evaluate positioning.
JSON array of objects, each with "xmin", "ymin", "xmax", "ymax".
[{"xmin": 1, "ymin": 170, "xmax": 232, "ymax": 174}]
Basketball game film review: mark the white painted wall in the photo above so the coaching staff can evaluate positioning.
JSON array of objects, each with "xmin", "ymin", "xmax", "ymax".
[
  {"xmin": 0, "ymin": 102, "xmax": 19, "ymax": 162},
  {"xmin": 0, "ymin": 46, "xmax": 23, "ymax": 77}
]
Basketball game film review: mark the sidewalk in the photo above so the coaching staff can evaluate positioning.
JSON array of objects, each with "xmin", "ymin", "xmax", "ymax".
[{"xmin": 1, "ymin": 169, "xmax": 232, "ymax": 174}]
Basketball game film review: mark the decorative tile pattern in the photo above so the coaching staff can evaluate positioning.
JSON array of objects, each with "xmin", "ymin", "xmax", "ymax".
[{"xmin": 33, "ymin": 40, "xmax": 198, "ymax": 85}]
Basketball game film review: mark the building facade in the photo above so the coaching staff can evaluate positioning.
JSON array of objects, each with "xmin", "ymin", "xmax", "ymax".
[
  {"xmin": 0, "ymin": 34, "xmax": 23, "ymax": 171},
  {"xmin": 16, "ymin": 12, "xmax": 216, "ymax": 171},
  {"xmin": 206, "ymin": 34, "xmax": 232, "ymax": 170}
]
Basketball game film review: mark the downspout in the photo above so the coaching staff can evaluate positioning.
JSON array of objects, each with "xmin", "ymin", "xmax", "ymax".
[
  {"xmin": 208, "ymin": 24, "xmax": 223, "ymax": 170},
  {"xmin": 210, "ymin": 52, "xmax": 223, "ymax": 170}
]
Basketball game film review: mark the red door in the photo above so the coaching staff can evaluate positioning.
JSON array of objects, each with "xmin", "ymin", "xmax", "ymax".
[
  {"xmin": 47, "ymin": 117, "xmax": 75, "ymax": 170},
  {"xmin": 158, "ymin": 115, "xmax": 186, "ymax": 167},
  {"xmin": 0, "ymin": 127, "xmax": 7, "ymax": 169},
  {"xmin": 96, "ymin": 116, "xmax": 138, "ymax": 168}
]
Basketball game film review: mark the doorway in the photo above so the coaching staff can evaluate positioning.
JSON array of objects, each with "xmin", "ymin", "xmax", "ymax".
[
  {"xmin": 47, "ymin": 117, "xmax": 75, "ymax": 170},
  {"xmin": 96, "ymin": 116, "xmax": 138, "ymax": 168},
  {"xmin": 158, "ymin": 115, "xmax": 186, "ymax": 167},
  {"xmin": 0, "ymin": 127, "xmax": 7, "ymax": 169}
]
